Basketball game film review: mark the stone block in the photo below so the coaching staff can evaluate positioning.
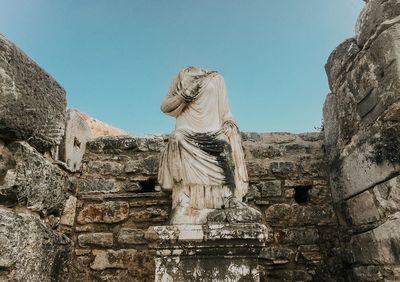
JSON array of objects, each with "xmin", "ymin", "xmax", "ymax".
[
  {"xmin": 0, "ymin": 34, "xmax": 66, "ymax": 152},
  {"xmin": 298, "ymin": 244, "xmax": 322, "ymax": 261},
  {"xmin": 350, "ymin": 265, "xmax": 384, "ymax": 281},
  {"xmin": 77, "ymin": 201, "xmax": 129, "ymax": 224},
  {"xmin": 346, "ymin": 190, "xmax": 380, "ymax": 226},
  {"xmin": 325, "ymin": 38, "xmax": 359, "ymax": 90},
  {"xmin": 274, "ymin": 228, "xmax": 320, "ymax": 245},
  {"xmin": 373, "ymin": 175, "xmax": 400, "ymax": 215},
  {"xmin": 247, "ymin": 143, "xmax": 282, "ymax": 159},
  {"xmin": 0, "ymin": 141, "xmax": 70, "ymax": 214},
  {"xmin": 84, "ymin": 160, "xmax": 124, "ymax": 176},
  {"xmin": 78, "ymin": 233, "xmax": 113, "ymax": 247},
  {"xmin": 117, "ymin": 228, "xmax": 147, "ymax": 245},
  {"xmin": 265, "ymin": 203, "xmax": 336, "ymax": 227},
  {"xmin": 350, "ymin": 216, "xmax": 400, "ymax": 264},
  {"xmin": 331, "ymin": 142, "xmax": 400, "ymax": 202},
  {"xmin": 270, "ymin": 161, "xmax": 295, "ymax": 175},
  {"xmin": 90, "ymin": 249, "xmax": 137, "ymax": 270},
  {"xmin": 260, "ymin": 246, "xmax": 295, "ymax": 262},
  {"xmin": 258, "ymin": 180, "xmax": 281, "ymax": 197},
  {"xmin": 0, "ymin": 208, "xmax": 71, "ymax": 281},
  {"xmin": 60, "ymin": 195, "xmax": 77, "ymax": 227},
  {"xmin": 130, "ymin": 207, "xmax": 169, "ymax": 222},
  {"xmin": 87, "ymin": 135, "xmax": 164, "ymax": 154},
  {"xmin": 356, "ymin": 0, "xmax": 400, "ymax": 47},
  {"xmin": 59, "ymin": 109, "xmax": 91, "ymax": 172},
  {"xmin": 147, "ymin": 224, "xmax": 268, "ymax": 282},
  {"xmin": 76, "ymin": 178, "xmax": 118, "ymax": 194},
  {"xmin": 124, "ymin": 155, "xmax": 159, "ymax": 176}
]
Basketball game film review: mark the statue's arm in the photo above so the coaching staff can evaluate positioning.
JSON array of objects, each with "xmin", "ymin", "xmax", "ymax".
[{"xmin": 160, "ymin": 93, "xmax": 185, "ymax": 116}]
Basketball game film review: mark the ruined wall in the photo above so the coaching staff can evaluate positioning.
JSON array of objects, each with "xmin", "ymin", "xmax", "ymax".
[
  {"xmin": 0, "ymin": 35, "xmax": 74, "ymax": 281},
  {"xmin": 323, "ymin": 0, "xmax": 400, "ymax": 280},
  {"xmin": 72, "ymin": 132, "xmax": 340, "ymax": 282}
]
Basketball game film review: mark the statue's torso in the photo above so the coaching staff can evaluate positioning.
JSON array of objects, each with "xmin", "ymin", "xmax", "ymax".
[{"xmin": 175, "ymin": 74, "xmax": 221, "ymax": 133}]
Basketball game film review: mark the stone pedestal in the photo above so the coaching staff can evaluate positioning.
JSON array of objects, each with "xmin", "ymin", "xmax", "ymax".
[{"xmin": 146, "ymin": 223, "xmax": 268, "ymax": 282}]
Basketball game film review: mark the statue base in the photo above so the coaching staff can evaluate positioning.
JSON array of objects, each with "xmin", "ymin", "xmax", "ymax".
[{"xmin": 145, "ymin": 223, "xmax": 269, "ymax": 282}]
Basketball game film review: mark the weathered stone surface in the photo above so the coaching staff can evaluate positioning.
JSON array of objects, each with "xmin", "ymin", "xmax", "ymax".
[
  {"xmin": 257, "ymin": 180, "xmax": 282, "ymax": 197},
  {"xmin": 87, "ymin": 135, "xmax": 165, "ymax": 154},
  {"xmin": 148, "ymin": 224, "xmax": 268, "ymax": 282},
  {"xmin": 356, "ymin": 0, "xmax": 400, "ymax": 47},
  {"xmin": 0, "ymin": 34, "xmax": 66, "ymax": 152},
  {"xmin": 350, "ymin": 265, "xmax": 384, "ymax": 281},
  {"xmin": 146, "ymin": 223, "xmax": 268, "ymax": 245},
  {"xmin": 0, "ymin": 208, "xmax": 71, "ymax": 281},
  {"xmin": 351, "ymin": 216, "xmax": 400, "ymax": 264},
  {"xmin": 265, "ymin": 203, "xmax": 336, "ymax": 227},
  {"xmin": 270, "ymin": 161, "xmax": 295, "ymax": 175},
  {"xmin": 0, "ymin": 141, "xmax": 70, "ymax": 214},
  {"xmin": 117, "ymin": 228, "xmax": 147, "ymax": 245},
  {"xmin": 60, "ymin": 195, "xmax": 77, "ymax": 226},
  {"xmin": 130, "ymin": 207, "xmax": 169, "ymax": 222},
  {"xmin": 76, "ymin": 178, "xmax": 118, "ymax": 194},
  {"xmin": 84, "ymin": 160, "xmax": 124, "ymax": 176},
  {"xmin": 60, "ymin": 109, "xmax": 91, "ymax": 172},
  {"xmin": 91, "ymin": 249, "xmax": 137, "ymax": 270},
  {"xmin": 373, "ymin": 175, "xmax": 400, "ymax": 214},
  {"xmin": 207, "ymin": 205, "xmax": 263, "ymax": 224},
  {"xmin": 124, "ymin": 155, "xmax": 159, "ymax": 176},
  {"xmin": 77, "ymin": 201, "xmax": 129, "ymax": 224},
  {"xmin": 325, "ymin": 38, "xmax": 360, "ymax": 90},
  {"xmin": 260, "ymin": 246, "xmax": 295, "ymax": 262},
  {"xmin": 298, "ymin": 244, "xmax": 322, "ymax": 261},
  {"xmin": 323, "ymin": 93, "xmax": 340, "ymax": 160},
  {"xmin": 346, "ymin": 190, "xmax": 380, "ymax": 226},
  {"xmin": 123, "ymin": 181, "xmax": 142, "ymax": 192},
  {"xmin": 331, "ymin": 142, "xmax": 400, "ymax": 202},
  {"xmin": 78, "ymin": 233, "xmax": 113, "ymax": 247},
  {"xmin": 274, "ymin": 228, "xmax": 320, "ymax": 245}
]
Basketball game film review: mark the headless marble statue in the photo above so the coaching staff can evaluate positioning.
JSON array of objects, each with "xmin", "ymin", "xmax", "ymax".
[{"xmin": 158, "ymin": 66, "xmax": 260, "ymax": 224}]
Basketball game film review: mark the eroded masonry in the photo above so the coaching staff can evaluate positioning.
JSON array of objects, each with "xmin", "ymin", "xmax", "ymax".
[{"xmin": 1, "ymin": 1, "xmax": 400, "ymax": 281}]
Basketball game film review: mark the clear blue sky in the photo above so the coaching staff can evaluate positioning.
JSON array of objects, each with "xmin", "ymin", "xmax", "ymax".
[{"xmin": 0, "ymin": 0, "xmax": 364, "ymax": 134}]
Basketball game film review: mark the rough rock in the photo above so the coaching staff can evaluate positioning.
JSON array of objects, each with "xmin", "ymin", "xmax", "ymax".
[
  {"xmin": 0, "ymin": 208, "xmax": 71, "ymax": 282},
  {"xmin": 0, "ymin": 141, "xmax": 70, "ymax": 214},
  {"xmin": 0, "ymin": 34, "xmax": 66, "ymax": 152},
  {"xmin": 331, "ymin": 142, "xmax": 400, "ymax": 202},
  {"xmin": 356, "ymin": 0, "xmax": 400, "ymax": 47},
  {"xmin": 346, "ymin": 190, "xmax": 380, "ymax": 225},
  {"xmin": 373, "ymin": 175, "xmax": 400, "ymax": 215},
  {"xmin": 350, "ymin": 216, "xmax": 400, "ymax": 264},
  {"xmin": 325, "ymin": 38, "xmax": 360, "ymax": 90}
]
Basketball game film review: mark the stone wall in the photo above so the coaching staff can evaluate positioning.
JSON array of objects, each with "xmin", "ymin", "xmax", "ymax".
[
  {"xmin": 323, "ymin": 0, "xmax": 400, "ymax": 280},
  {"xmin": 0, "ymin": 35, "xmax": 74, "ymax": 281},
  {"xmin": 72, "ymin": 132, "xmax": 340, "ymax": 281}
]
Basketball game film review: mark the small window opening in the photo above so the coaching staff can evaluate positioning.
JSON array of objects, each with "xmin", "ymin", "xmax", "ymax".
[
  {"xmin": 139, "ymin": 179, "xmax": 156, "ymax": 192},
  {"xmin": 294, "ymin": 186, "xmax": 311, "ymax": 204}
]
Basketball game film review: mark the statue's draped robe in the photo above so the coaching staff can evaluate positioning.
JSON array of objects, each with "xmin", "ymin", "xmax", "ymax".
[{"xmin": 158, "ymin": 71, "xmax": 248, "ymax": 210}]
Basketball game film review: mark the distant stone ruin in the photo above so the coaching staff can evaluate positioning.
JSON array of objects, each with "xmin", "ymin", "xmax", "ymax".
[{"xmin": 0, "ymin": 1, "xmax": 400, "ymax": 281}]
